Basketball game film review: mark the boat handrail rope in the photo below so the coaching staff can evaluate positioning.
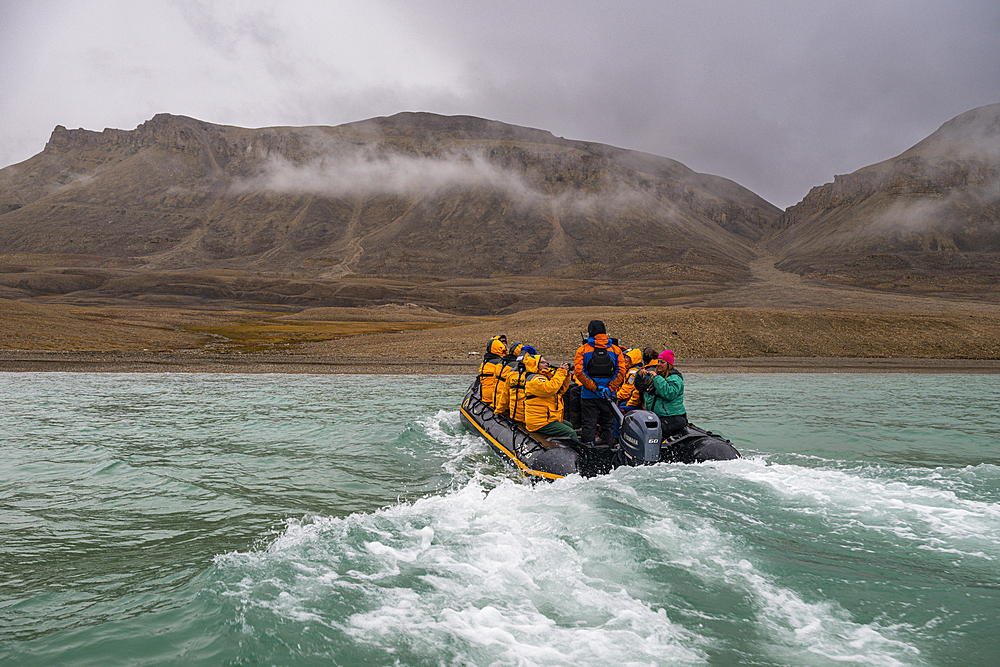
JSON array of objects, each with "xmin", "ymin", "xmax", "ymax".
[{"xmin": 466, "ymin": 376, "xmax": 550, "ymax": 465}]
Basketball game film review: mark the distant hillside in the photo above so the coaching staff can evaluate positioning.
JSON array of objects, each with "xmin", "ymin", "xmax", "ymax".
[
  {"xmin": 773, "ymin": 103, "xmax": 1000, "ymax": 294},
  {"xmin": 0, "ymin": 113, "xmax": 781, "ymax": 312},
  {"xmin": 3, "ymin": 107, "xmax": 999, "ymax": 312}
]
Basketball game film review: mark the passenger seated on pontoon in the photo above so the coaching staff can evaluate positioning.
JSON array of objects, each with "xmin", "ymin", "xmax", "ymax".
[
  {"xmin": 523, "ymin": 355, "xmax": 576, "ymax": 439},
  {"xmin": 490, "ymin": 342, "xmax": 528, "ymax": 406},
  {"xmin": 626, "ymin": 348, "xmax": 659, "ymax": 410},
  {"xmin": 616, "ymin": 347, "xmax": 646, "ymax": 410},
  {"xmin": 637, "ymin": 349, "xmax": 688, "ymax": 439},
  {"xmin": 495, "ymin": 347, "xmax": 535, "ymax": 423},
  {"xmin": 477, "ymin": 335, "xmax": 507, "ymax": 406}
]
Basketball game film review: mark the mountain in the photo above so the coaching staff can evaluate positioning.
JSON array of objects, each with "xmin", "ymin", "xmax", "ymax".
[
  {"xmin": 0, "ymin": 113, "xmax": 780, "ymax": 312},
  {"xmin": 4, "ymin": 106, "xmax": 999, "ymax": 313},
  {"xmin": 773, "ymin": 103, "xmax": 1000, "ymax": 294}
]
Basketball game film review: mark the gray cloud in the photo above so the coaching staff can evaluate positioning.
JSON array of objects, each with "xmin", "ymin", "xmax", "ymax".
[
  {"xmin": 233, "ymin": 146, "xmax": 664, "ymax": 221},
  {"xmin": 1, "ymin": 0, "xmax": 998, "ymax": 209},
  {"xmin": 868, "ymin": 180, "xmax": 1000, "ymax": 237},
  {"xmin": 234, "ymin": 150, "xmax": 541, "ymax": 202}
]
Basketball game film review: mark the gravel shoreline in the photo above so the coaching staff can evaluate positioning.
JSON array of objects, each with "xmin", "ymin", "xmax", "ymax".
[{"xmin": 2, "ymin": 350, "xmax": 998, "ymax": 374}]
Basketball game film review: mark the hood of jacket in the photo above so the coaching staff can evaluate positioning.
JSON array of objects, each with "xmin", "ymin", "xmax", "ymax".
[
  {"xmin": 523, "ymin": 354, "xmax": 541, "ymax": 374},
  {"xmin": 625, "ymin": 348, "xmax": 643, "ymax": 367},
  {"xmin": 487, "ymin": 337, "xmax": 507, "ymax": 356},
  {"xmin": 586, "ymin": 333, "xmax": 610, "ymax": 349}
]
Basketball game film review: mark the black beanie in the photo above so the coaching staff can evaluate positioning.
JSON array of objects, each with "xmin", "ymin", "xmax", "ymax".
[{"xmin": 587, "ymin": 320, "xmax": 606, "ymax": 337}]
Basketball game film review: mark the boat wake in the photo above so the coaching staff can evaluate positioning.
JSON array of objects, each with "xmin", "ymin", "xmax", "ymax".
[{"xmin": 208, "ymin": 447, "xmax": 972, "ymax": 666}]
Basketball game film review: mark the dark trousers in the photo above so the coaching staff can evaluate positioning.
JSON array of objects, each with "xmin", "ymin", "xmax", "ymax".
[
  {"xmin": 581, "ymin": 397, "xmax": 614, "ymax": 445},
  {"xmin": 537, "ymin": 420, "xmax": 577, "ymax": 439},
  {"xmin": 660, "ymin": 413, "xmax": 688, "ymax": 440}
]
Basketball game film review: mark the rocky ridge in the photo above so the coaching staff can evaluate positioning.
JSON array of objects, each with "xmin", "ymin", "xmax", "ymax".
[
  {"xmin": 772, "ymin": 103, "xmax": 1000, "ymax": 295},
  {"xmin": 0, "ymin": 114, "xmax": 776, "ymax": 272}
]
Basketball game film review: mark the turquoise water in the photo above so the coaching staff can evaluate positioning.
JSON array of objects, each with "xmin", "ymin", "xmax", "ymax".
[{"xmin": 1, "ymin": 372, "xmax": 997, "ymax": 666}]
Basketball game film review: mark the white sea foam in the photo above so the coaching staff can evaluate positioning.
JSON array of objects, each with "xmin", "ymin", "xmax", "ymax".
[
  {"xmin": 717, "ymin": 457, "xmax": 1000, "ymax": 561},
  {"xmin": 338, "ymin": 479, "xmax": 710, "ymax": 665},
  {"xmin": 217, "ymin": 479, "xmax": 711, "ymax": 665},
  {"xmin": 729, "ymin": 563, "xmax": 921, "ymax": 667},
  {"xmin": 213, "ymin": 466, "xmax": 940, "ymax": 666},
  {"xmin": 418, "ymin": 409, "xmax": 482, "ymax": 458},
  {"xmin": 632, "ymin": 503, "xmax": 926, "ymax": 667}
]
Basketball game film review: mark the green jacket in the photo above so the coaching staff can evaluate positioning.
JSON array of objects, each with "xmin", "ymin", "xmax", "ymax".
[{"xmin": 644, "ymin": 369, "xmax": 685, "ymax": 418}]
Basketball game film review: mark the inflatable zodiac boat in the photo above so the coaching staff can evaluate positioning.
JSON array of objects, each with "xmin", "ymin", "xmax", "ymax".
[{"xmin": 459, "ymin": 378, "xmax": 740, "ymax": 481}]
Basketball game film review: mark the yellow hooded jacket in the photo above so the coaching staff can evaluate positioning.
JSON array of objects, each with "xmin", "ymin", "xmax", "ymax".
[
  {"xmin": 490, "ymin": 352, "xmax": 523, "ymax": 407},
  {"xmin": 477, "ymin": 337, "xmax": 507, "ymax": 405},
  {"xmin": 497, "ymin": 357, "xmax": 532, "ymax": 423},
  {"xmin": 616, "ymin": 348, "xmax": 646, "ymax": 403},
  {"xmin": 523, "ymin": 356, "xmax": 571, "ymax": 432}
]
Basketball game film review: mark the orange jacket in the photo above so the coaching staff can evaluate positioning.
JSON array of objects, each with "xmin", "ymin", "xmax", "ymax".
[{"xmin": 574, "ymin": 333, "xmax": 624, "ymax": 395}]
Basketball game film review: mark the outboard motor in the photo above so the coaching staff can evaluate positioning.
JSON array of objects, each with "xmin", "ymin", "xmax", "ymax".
[{"xmin": 615, "ymin": 406, "xmax": 662, "ymax": 465}]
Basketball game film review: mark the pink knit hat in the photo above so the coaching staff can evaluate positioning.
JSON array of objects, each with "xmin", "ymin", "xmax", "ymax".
[{"xmin": 657, "ymin": 349, "xmax": 674, "ymax": 365}]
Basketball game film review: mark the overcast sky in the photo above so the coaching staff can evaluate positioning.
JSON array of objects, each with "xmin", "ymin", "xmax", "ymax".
[{"xmin": 1, "ymin": 0, "xmax": 998, "ymax": 209}]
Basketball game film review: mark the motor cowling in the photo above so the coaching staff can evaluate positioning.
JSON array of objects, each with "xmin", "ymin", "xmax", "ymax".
[{"xmin": 618, "ymin": 409, "xmax": 662, "ymax": 464}]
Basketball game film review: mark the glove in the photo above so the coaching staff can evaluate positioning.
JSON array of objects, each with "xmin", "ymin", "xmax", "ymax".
[{"xmin": 600, "ymin": 387, "xmax": 613, "ymax": 400}]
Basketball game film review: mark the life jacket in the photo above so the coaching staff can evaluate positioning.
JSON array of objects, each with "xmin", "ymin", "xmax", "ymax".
[
  {"xmin": 507, "ymin": 354, "xmax": 537, "ymax": 423},
  {"xmin": 492, "ymin": 354, "xmax": 523, "ymax": 419},
  {"xmin": 493, "ymin": 355, "xmax": 521, "ymax": 406},
  {"xmin": 609, "ymin": 341, "xmax": 631, "ymax": 388}
]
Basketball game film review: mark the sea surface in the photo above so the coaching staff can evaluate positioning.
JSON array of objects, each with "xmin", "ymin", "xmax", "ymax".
[{"xmin": 1, "ymin": 372, "xmax": 998, "ymax": 667}]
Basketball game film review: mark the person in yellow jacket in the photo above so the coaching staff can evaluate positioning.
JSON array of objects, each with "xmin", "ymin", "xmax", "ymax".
[
  {"xmin": 523, "ymin": 354, "xmax": 576, "ymax": 439},
  {"xmin": 493, "ymin": 344, "xmax": 533, "ymax": 413},
  {"xmin": 477, "ymin": 335, "xmax": 507, "ymax": 406},
  {"xmin": 626, "ymin": 347, "xmax": 660, "ymax": 409},
  {"xmin": 495, "ymin": 351, "xmax": 532, "ymax": 422},
  {"xmin": 616, "ymin": 347, "xmax": 646, "ymax": 406}
]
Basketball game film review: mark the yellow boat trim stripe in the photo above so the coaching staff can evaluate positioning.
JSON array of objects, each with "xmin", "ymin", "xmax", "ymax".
[{"xmin": 460, "ymin": 405, "xmax": 563, "ymax": 480}]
